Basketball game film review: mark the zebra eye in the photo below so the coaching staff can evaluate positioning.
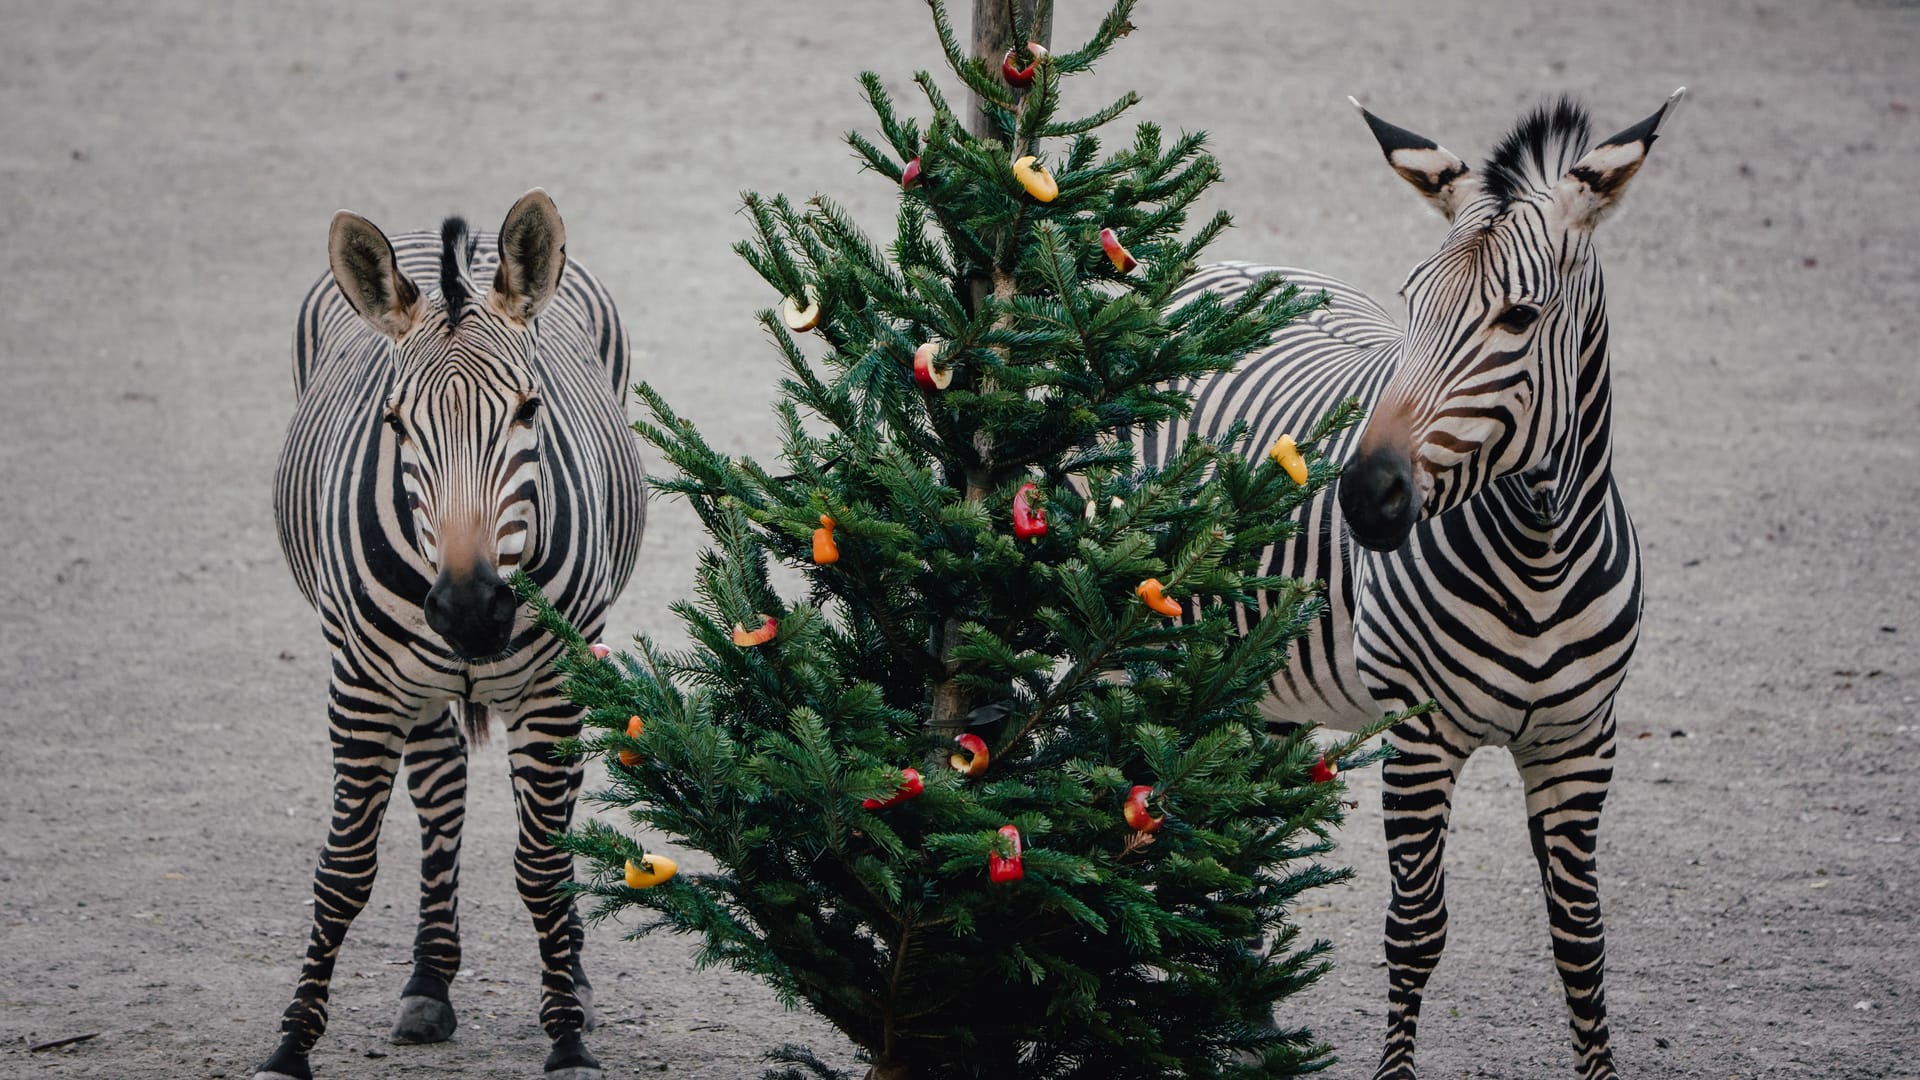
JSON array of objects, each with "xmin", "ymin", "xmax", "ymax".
[
  {"xmin": 384, "ymin": 411, "xmax": 407, "ymax": 438},
  {"xmin": 1494, "ymin": 304, "xmax": 1540, "ymax": 333},
  {"xmin": 513, "ymin": 396, "xmax": 543, "ymax": 425}
]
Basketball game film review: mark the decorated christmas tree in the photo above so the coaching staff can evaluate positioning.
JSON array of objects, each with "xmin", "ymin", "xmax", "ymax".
[{"xmin": 517, "ymin": 2, "xmax": 1396, "ymax": 1076}]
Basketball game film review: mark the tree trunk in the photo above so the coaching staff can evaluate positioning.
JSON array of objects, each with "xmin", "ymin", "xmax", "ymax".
[
  {"xmin": 964, "ymin": 0, "xmax": 1055, "ymax": 140},
  {"xmin": 928, "ymin": 0, "xmax": 1058, "ymax": 750}
]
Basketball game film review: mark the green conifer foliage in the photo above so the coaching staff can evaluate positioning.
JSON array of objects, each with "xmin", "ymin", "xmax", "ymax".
[{"xmin": 516, "ymin": 3, "xmax": 1403, "ymax": 1076}]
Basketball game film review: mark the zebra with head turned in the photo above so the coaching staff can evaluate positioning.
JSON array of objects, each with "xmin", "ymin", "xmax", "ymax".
[
  {"xmin": 1139, "ymin": 91, "xmax": 1684, "ymax": 1079},
  {"xmin": 257, "ymin": 190, "xmax": 646, "ymax": 1080}
]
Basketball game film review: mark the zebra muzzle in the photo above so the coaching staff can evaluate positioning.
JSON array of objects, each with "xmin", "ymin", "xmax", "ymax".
[
  {"xmin": 423, "ymin": 563, "xmax": 519, "ymax": 660},
  {"xmin": 1339, "ymin": 445, "xmax": 1420, "ymax": 552}
]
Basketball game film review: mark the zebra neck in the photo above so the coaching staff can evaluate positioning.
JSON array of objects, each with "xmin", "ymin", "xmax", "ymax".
[{"xmin": 1501, "ymin": 299, "xmax": 1616, "ymax": 548}]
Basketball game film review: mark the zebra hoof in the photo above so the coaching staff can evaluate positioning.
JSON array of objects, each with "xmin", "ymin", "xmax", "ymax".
[
  {"xmin": 544, "ymin": 1030, "xmax": 602, "ymax": 1078},
  {"xmin": 390, "ymin": 994, "xmax": 458, "ymax": 1044},
  {"xmin": 254, "ymin": 1037, "xmax": 312, "ymax": 1080}
]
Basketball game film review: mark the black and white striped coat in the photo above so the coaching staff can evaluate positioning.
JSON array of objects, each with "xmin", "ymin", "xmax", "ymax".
[
  {"xmin": 1141, "ymin": 93, "xmax": 1683, "ymax": 1080},
  {"xmin": 260, "ymin": 190, "xmax": 644, "ymax": 1080}
]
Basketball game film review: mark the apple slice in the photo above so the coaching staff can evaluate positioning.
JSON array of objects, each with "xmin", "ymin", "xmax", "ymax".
[
  {"xmin": 987, "ymin": 824, "xmax": 1024, "ymax": 883},
  {"xmin": 900, "ymin": 156, "xmax": 924, "ymax": 190},
  {"xmin": 731, "ymin": 614, "xmax": 778, "ymax": 647},
  {"xmin": 861, "ymin": 767, "xmax": 925, "ymax": 810},
  {"xmin": 1122, "ymin": 784, "xmax": 1164, "ymax": 833},
  {"xmin": 949, "ymin": 733, "xmax": 989, "ymax": 777},
  {"xmin": 589, "ymin": 642, "xmax": 611, "ymax": 660},
  {"xmin": 1310, "ymin": 757, "xmax": 1339, "ymax": 784},
  {"xmin": 912, "ymin": 342, "xmax": 953, "ymax": 391},
  {"xmin": 1011, "ymin": 155, "xmax": 1058, "ymax": 202},
  {"xmin": 1099, "ymin": 227, "xmax": 1137, "ymax": 273},
  {"xmin": 1001, "ymin": 41, "xmax": 1047, "ymax": 87},
  {"xmin": 1012, "ymin": 482, "xmax": 1047, "ymax": 541},
  {"xmin": 782, "ymin": 286, "xmax": 820, "ymax": 333}
]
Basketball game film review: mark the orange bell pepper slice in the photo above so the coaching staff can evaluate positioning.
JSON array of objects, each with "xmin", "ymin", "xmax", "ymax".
[
  {"xmin": 813, "ymin": 514, "xmax": 840, "ymax": 565},
  {"xmin": 623, "ymin": 855, "xmax": 678, "ymax": 889},
  {"xmin": 618, "ymin": 715, "xmax": 645, "ymax": 767},
  {"xmin": 1268, "ymin": 434, "xmax": 1309, "ymax": 486},
  {"xmin": 1135, "ymin": 578, "xmax": 1182, "ymax": 618}
]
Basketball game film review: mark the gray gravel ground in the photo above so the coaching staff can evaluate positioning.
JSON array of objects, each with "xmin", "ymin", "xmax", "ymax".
[{"xmin": 2, "ymin": 1, "xmax": 1916, "ymax": 1078}]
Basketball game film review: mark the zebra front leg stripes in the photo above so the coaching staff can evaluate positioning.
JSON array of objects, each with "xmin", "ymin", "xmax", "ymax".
[
  {"xmin": 506, "ymin": 692, "xmax": 600, "ymax": 1075},
  {"xmin": 1516, "ymin": 710, "xmax": 1619, "ymax": 1080},
  {"xmin": 391, "ymin": 710, "xmax": 467, "ymax": 1045},
  {"xmin": 1374, "ymin": 718, "xmax": 1471, "ymax": 1080},
  {"xmin": 256, "ymin": 690, "xmax": 409, "ymax": 1080}
]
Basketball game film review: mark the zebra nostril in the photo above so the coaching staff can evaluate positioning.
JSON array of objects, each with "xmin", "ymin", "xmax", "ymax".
[
  {"xmin": 423, "ymin": 585, "xmax": 452, "ymax": 630},
  {"xmin": 1376, "ymin": 473, "xmax": 1410, "ymax": 520},
  {"xmin": 488, "ymin": 582, "xmax": 518, "ymax": 628}
]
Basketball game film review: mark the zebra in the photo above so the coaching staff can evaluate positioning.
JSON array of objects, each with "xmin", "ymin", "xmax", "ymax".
[
  {"xmin": 1139, "ymin": 91, "xmax": 1684, "ymax": 1079},
  {"xmin": 257, "ymin": 190, "xmax": 646, "ymax": 1080}
]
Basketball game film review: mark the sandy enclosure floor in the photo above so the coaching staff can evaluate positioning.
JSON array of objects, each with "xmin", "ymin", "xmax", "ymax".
[{"xmin": 2, "ymin": 1, "xmax": 1916, "ymax": 1077}]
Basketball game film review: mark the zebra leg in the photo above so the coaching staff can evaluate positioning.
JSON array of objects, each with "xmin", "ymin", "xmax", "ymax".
[
  {"xmin": 568, "ymin": 902, "xmax": 597, "ymax": 1031},
  {"xmin": 1374, "ymin": 719, "xmax": 1470, "ymax": 1080},
  {"xmin": 506, "ymin": 693, "xmax": 600, "ymax": 1078},
  {"xmin": 1514, "ymin": 708, "xmax": 1618, "ymax": 1080},
  {"xmin": 390, "ymin": 707, "xmax": 467, "ymax": 1045},
  {"xmin": 256, "ymin": 693, "xmax": 409, "ymax": 1080}
]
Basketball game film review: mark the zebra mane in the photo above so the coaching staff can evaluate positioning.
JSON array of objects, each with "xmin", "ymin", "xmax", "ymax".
[
  {"xmin": 440, "ymin": 216, "xmax": 479, "ymax": 328},
  {"xmin": 1482, "ymin": 98, "xmax": 1592, "ymax": 208}
]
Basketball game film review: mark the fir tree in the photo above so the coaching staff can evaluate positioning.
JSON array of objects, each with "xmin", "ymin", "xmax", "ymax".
[{"xmin": 516, "ymin": 2, "xmax": 1403, "ymax": 1076}]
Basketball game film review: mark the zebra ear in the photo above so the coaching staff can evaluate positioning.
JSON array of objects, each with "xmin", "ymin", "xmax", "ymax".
[
  {"xmin": 1350, "ymin": 96, "xmax": 1478, "ymax": 221},
  {"xmin": 1553, "ymin": 87, "xmax": 1686, "ymax": 231},
  {"xmin": 328, "ymin": 211, "xmax": 422, "ymax": 340},
  {"xmin": 488, "ymin": 188, "xmax": 567, "ymax": 324}
]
